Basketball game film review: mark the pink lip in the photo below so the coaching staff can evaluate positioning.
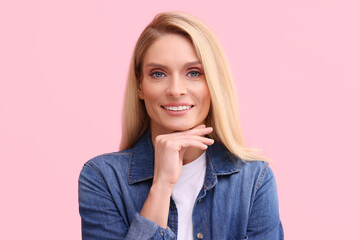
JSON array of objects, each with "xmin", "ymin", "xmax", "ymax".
[
  {"xmin": 161, "ymin": 103, "xmax": 194, "ymax": 116},
  {"xmin": 161, "ymin": 102, "xmax": 193, "ymax": 107}
]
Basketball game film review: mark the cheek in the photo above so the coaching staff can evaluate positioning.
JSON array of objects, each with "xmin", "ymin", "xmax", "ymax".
[
  {"xmin": 141, "ymin": 82, "xmax": 162, "ymax": 102},
  {"xmin": 200, "ymin": 84, "xmax": 211, "ymax": 106},
  {"xmin": 143, "ymin": 90, "xmax": 158, "ymax": 102},
  {"xmin": 141, "ymin": 86, "xmax": 164, "ymax": 119},
  {"xmin": 203, "ymin": 88, "xmax": 211, "ymax": 117},
  {"xmin": 193, "ymin": 83, "xmax": 211, "ymax": 117}
]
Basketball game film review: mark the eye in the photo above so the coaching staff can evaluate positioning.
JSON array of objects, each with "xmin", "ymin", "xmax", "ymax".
[
  {"xmin": 150, "ymin": 71, "xmax": 166, "ymax": 79},
  {"xmin": 187, "ymin": 70, "xmax": 203, "ymax": 78}
]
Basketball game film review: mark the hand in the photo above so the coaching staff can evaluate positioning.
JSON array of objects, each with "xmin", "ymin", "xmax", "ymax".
[{"xmin": 152, "ymin": 125, "xmax": 214, "ymax": 189}]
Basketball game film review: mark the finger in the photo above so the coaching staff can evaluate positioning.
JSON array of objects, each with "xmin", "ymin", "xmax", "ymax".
[
  {"xmin": 192, "ymin": 124, "xmax": 206, "ymax": 129},
  {"xmin": 181, "ymin": 126, "xmax": 213, "ymax": 135},
  {"xmin": 186, "ymin": 126, "xmax": 213, "ymax": 135},
  {"xmin": 175, "ymin": 135, "xmax": 214, "ymax": 145},
  {"xmin": 167, "ymin": 127, "xmax": 213, "ymax": 140},
  {"xmin": 170, "ymin": 126, "xmax": 213, "ymax": 137},
  {"xmin": 177, "ymin": 140, "xmax": 209, "ymax": 151},
  {"xmin": 174, "ymin": 137, "xmax": 214, "ymax": 152}
]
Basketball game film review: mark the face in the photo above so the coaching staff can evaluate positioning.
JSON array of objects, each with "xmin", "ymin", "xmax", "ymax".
[{"xmin": 138, "ymin": 33, "xmax": 211, "ymax": 137}]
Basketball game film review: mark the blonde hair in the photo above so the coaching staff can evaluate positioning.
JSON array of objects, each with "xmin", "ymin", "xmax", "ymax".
[{"xmin": 120, "ymin": 11, "xmax": 267, "ymax": 162}]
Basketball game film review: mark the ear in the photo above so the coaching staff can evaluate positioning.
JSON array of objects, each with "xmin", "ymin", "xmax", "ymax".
[{"xmin": 138, "ymin": 83, "xmax": 144, "ymax": 100}]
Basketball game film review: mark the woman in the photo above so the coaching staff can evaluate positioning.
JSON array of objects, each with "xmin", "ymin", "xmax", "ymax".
[{"xmin": 79, "ymin": 11, "xmax": 283, "ymax": 240}]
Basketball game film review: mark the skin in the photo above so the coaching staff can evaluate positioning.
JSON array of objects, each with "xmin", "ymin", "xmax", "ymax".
[{"xmin": 138, "ymin": 34, "xmax": 214, "ymax": 228}]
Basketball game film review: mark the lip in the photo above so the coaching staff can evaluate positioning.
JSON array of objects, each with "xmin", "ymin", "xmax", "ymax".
[
  {"xmin": 161, "ymin": 102, "xmax": 193, "ymax": 107},
  {"xmin": 161, "ymin": 103, "xmax": 194, "ymax": 116}
]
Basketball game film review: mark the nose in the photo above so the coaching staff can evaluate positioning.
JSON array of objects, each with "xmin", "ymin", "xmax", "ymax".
[{"xmin": 166, "ymin": 74, "xmax": 187, "ymax": 97}]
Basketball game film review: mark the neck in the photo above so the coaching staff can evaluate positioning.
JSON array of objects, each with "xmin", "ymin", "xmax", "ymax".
[{"xmin": 182, "ymin": 148, "xmax": 204, "ymax": 165}]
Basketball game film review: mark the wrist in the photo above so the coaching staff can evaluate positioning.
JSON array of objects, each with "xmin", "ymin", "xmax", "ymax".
[
  {"xmin": 150, "ymin": 181, "xmax": 174, "ymax": 197},
  {"xmin": 140, "ymin": 181, "xmax": 173, "ymax": 228}
]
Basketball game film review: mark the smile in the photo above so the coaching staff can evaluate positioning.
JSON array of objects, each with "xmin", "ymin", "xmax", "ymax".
[{"xmin": 161, "ymin": 105, "xmax": 194, "ymax": 111}]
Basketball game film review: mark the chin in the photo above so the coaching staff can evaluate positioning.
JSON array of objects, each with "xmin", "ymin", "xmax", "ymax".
[
  {"xmin": 170, "ymin": 127, "xmax": 192, "ymax": 132},
  {"xmin": 167, "ymin": 120, "xmax": 207, "ymax": 132},
  {"xmin": 166, "ymin": 123, "xmax": 194, "ymax": 132}
]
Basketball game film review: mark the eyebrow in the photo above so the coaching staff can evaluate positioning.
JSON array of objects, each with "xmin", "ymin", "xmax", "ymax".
[{"xmin": 145, "ymin": 61, "xmax": 202, "ymax": 69}]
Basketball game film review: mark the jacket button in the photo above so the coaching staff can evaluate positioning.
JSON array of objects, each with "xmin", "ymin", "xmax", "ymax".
[
  {"xmin": 197, "ymin": 198, "xmax": 202, "ymax": 203},
  {"xmin": 197, "ymin": 232, "xmax": 204, "ymax": 239}
]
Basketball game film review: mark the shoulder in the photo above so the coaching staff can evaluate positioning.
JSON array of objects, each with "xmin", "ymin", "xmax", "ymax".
[
  {"xmin": 86, "ymin": 148, "xmax": 132, "ymax": 167},
  {"xmin": 79, "ymin": 148, "xmax": 133, "ymax": 183},
  {"xmin": 240, "ymin": 160, "xmax": 270, "ymax": 178},
  {"xmin": 239, "ymin": 161, "xmax": 274, "ymax": 191},
  {"xmin": 215, "ymin": 156, "xmax": 276, "ymax": 197}
]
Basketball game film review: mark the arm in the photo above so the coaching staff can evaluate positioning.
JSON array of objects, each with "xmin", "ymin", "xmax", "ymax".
[
  {"xmin": 78, "ymin": 163, "xmax": 174, "ymax": 240},
  {"xmin": 78, "ymin": 125, "xmax": 214, "ymax": 239},
  {"xmin": 140, "ymin": 125, "xmax": 214, "ymax": 227},
  {"xmin": 246, "ymin": 164, "xmax": 284, "ymax": 240}
]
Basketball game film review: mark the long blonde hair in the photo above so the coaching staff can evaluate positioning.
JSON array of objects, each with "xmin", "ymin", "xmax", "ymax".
[{"xmin": 120, "ymin": 11, "xmax": 267, "ymax": 162}]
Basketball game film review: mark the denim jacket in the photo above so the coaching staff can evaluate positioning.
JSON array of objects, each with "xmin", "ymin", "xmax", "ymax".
[{"xmin": 79, "ymin": 129, "xmax": 284, "ymax": 240}]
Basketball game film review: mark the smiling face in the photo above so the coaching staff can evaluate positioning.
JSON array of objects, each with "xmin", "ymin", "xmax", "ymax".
[{"xmin": 138, "ymin": 33, "xmax": 211, "ymax": 137}]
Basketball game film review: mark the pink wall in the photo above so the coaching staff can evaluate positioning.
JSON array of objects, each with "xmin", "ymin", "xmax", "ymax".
[{"xmin": 1, "ymin": 0, "xmax": 359, "ymax": 239}]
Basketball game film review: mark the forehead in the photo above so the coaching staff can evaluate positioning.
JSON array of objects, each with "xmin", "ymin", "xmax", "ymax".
[{"xmin": 143, "ymin": 34, "xmax": 200, "ymax": 67}]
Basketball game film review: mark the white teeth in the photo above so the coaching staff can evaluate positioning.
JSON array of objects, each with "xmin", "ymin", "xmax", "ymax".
[{"xmin": 164, "ymin": 106, "xmax": 192, "ymax": 111}]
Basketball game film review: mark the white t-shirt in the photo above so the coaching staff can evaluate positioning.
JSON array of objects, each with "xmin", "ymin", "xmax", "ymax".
[{"xmin": 171, "ymin": 152, "xmax": 206, "ymax": 240}]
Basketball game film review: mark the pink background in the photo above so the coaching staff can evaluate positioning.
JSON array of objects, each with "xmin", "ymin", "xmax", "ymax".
[{"xmin": 1, "ymin": 0, "xmax": 359, "ymax": 239}]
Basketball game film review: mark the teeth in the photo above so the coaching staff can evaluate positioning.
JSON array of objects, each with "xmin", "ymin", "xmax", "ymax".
[{"xmin": 164, "ymin": 106, "xmax": 192, "ymax": 111}]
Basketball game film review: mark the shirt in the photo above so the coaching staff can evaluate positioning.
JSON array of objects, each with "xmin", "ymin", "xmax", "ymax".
[
  {"xmin": 78, "ymin": 129, "xmax": 284, "ymax": 239},
  {"xmin": 172, "ymin": 151, "xmax": 206, "ymax": 240}
]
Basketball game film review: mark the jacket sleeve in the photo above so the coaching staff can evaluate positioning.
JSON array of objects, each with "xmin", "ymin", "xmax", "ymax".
[
  {"xmin": 78, "ymin": 163, "xmax": 176, "ymax": 240},
  {"xmin": 246, "ymin": 164, "xmax": 284, "ymax": 240}
]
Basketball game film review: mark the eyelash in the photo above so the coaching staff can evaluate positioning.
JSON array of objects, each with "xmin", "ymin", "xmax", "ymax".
[
  {"xmin": 149, "ymin": 70, "xmax": 203, "ymax": 79},
  {"xmin": 150, "ymin": 71, "xmax": 165, "ymax": 78},
  {"xmin": 187, "ymin": 70, "xmax": 202, "ymax": 78}
]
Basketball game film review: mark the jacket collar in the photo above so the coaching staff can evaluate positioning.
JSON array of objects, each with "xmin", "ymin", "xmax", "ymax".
[{"xmin": 128, "ymin": 129, "xmax": 245, "ymax": 185}]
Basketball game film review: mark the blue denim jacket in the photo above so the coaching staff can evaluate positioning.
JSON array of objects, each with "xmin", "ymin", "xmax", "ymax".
[{"xmin": 79, "ymin": 129, "xmax": 284, "ymax": 240}]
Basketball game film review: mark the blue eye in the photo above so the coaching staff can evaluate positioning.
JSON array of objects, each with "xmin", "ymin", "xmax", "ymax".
[
  {"xmin": 187, "ymin": 71, "xmax": 202, "ymax": 78},
  {"xmin": 150, "ymin": 72, "xmax": 165, "ymax": 78}
]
